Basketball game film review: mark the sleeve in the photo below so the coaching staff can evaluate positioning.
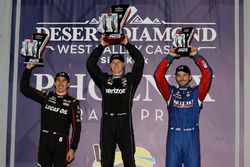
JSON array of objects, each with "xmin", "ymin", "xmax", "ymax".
[
  {"xmin": 193, "ymin": 53, "xmax": 213, "ymax": 102},
  {"xmin": 154, "ymin": 54, "xmax": 174, "ymax": 103},
  {"xmin": 86, "ymin": 45, "xmax": 107, "ymax": 89},
  {"xmin": 70, "ymin": 99, "xmax": 82, "ymax": 151},
  {"xmin": 125, "ymin": 42, "xmax": 144, "ymax": 87},
  {"xmin": 20, "ymin": 68, "xmax": 47, "ymax": 104}
]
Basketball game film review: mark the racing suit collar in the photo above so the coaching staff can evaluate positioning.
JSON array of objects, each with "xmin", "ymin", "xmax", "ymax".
[
  {"xmin": 55, "ymin": 92, "xmax": 68, "ymax": 98},
  {"xmin": 112, "ymin": 74, "xmax": 123, "ymax": 79},
  {"xmin": 177, "ymin": 85, "xmax": 191, "ymax": 90}
]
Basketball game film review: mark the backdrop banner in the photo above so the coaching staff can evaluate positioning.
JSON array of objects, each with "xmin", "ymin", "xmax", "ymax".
[{"xmin": 13, "ymin": 0, "xmax": 238, "ymax": 167}]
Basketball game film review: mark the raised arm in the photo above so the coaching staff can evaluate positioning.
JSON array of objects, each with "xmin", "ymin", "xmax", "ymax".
[
  {"xmin": 154, "ymin": 48, "xmax": 179, "ymax": 103},
  {"xmin": 20, "ymin": 64, "xmax": 47, "ymax": 104},
  {"xmin": 154, "ymin": 54, "xmax": 174, "ymax": 103},
  {"xmin": 189, "ymin": 47, "xmax": 213, "ymax": 102},
  {"xmin": 86, "ymin": 39, "xmax": 107, "ymax": 89},
  {"xmin": 122, "ymin": 36, "xmax": 144, "ymax": 86},
  {"xmin": 193, "ymin": 53, "xmax": 213, "ymax": 102}
]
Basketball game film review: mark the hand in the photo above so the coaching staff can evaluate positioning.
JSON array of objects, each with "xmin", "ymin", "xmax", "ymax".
[
  {"xmin": 169, "ymin": 47, "xmax": 180, "ymax": 58},
  {"xmin": 189, "ymin": 46, "xmax": 198, "ymax": 57},
  {"xmin": 121, "ymin": 35, "xmax": 128, "ymax": 45},
  {"xmin": 26, "ymin": 63, "xmax": 36, "ymax": 70},
  {"xmin": 100, "ymin": 36, "xmax": 109, "ymax": 47},
  {"xmin": 66, "ymin": 149, "xmax": 75, "ymax": 163}
]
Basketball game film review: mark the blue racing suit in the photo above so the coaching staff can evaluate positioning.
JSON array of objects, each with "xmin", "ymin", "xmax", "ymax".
[{"xmin": 154, "ymin": 53, "xmax": 213, "ymax": 167}]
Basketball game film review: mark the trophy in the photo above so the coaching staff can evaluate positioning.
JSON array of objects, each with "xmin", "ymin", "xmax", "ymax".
[
  {"xmin": 97, "ymin": 5, "xmax": 137, "ymax": 44},
  {"xmin": 20, "ymin": 33, "xmax": 50, "ymax": 65},
  {"xmin": 172, "ymin": 27, "xmax": 195, "ymax": 56}
]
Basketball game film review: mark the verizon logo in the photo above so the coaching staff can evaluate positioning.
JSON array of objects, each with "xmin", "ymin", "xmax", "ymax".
[{"xmin": 105, "ymin": 88, "xmax": 126, "ymax": 94}]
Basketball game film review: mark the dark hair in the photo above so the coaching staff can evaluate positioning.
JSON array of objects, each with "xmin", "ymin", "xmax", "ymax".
[
  {"xmin": 110, "ymin": 54, "xmax": 125, "ymax": 63},
  {"xmin": 55, "ymin": 72, "xmax": 70, "ymax": 82},
  {"xmin": 175, "ymin": 65, "xmax": 191, "ymax": 75}
]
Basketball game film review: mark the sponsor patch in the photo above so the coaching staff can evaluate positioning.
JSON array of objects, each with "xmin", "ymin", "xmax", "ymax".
[
  {"xmin": 202, "ymin": 60, "xmax": 208, "ymax": 68},
  {"xmin": 105, "ymin": 88, "xmax": 126, "ymax": 94},
  {"xmin": 59, "ymin": 137, "xmax": 63, "ymax": 142}
]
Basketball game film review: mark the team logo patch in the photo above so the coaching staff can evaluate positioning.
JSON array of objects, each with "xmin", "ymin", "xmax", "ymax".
[
  {"xmin": 202, "ymin": 60, "xmax": 208, "ymax": 68},
  {"xmin": 107, "ymin": 77, "xmax": 113, "ymax": 85},
  {"xmin": 122, "ymin": 78, "xmax": 127, "ymax": 87},
  {"xmin": 48, "ymin": 96, "xmax": 57, "ymax": 104},
  {"xmin": 63, "ymin": 102, "xmax": 70, "ymax": 106},
  {"xmin": 59, "ymin": 137, "xmax": 63, "ymax": 142}
]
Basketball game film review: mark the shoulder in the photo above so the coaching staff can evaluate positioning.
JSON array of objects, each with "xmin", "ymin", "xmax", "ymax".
[
  {"xmin": 42, "ymin": 90, "xmax": 51, "ymax": 96},
  {"xmin": 191, "ymin": 85, "xmax": 199, "ymax": 91},
  {"xmin": 170, "ymin": 85, "xmax": 177, "ymax": 92},
  {"xmin": 104, "ymin": 72, "xmax": 110, "ymax": 77},
  {"xmin": 190, "ymin": 86, "xmax": 199, "ymax": 95},
  {"xmin": 67, "ymin": 95, "xmax": 78, "ymax": 102}
]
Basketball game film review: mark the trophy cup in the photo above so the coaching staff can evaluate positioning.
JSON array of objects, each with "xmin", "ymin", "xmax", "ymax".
[
  {"xmin": 20, "ymin": 33, "xmax": 50, "ymax": 65},
  {"xmin": 97, "ymin": 5, "xmax": 136, "ymax": 44},
  {"xmin": 172, "ymin": 27, "xmax": 195, "ymax": 56}
]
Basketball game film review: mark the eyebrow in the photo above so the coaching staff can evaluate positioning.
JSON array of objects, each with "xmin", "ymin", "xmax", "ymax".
[{"xmin": 56, "ymin": 78, "xmax": 67, "ymax": 81}]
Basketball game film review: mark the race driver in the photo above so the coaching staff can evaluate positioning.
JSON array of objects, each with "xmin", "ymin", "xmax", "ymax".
[
  {"xmin": 20, "ymin": 63, "xmax": 82, "ymax": 167},
  {"xmin": 87, "ymin": 36, "xmax": 144, "ymax": 167},
  {"xmin": 154, "ymin": 47, "xmax": 213, "ymax": 167}
]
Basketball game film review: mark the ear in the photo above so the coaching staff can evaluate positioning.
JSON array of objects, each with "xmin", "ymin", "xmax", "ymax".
[
  {"xmin": 122, "ymin": 63, "xmax": 125, "ymax": 68},
  {"xmin": 189, "ymin": 75, "xmax": 192, "ymax": 81},
  {"xmin": 67, "ymin": 83, "xmax": 70, "ymax": 88},
  {"xmin": 109, "ymin": 64, "xmax": 113, "ymax": 71}
]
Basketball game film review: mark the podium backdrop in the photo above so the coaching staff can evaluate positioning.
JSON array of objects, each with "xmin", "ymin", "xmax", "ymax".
[{"xmin": 7, "ymin": 0, "xmax": 244, "ymax": 167}]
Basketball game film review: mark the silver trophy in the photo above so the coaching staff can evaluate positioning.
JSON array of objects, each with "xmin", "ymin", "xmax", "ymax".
[
  {"xmin": 97, "ymin": 5, "xmax": 137, "ymax": 44},
  {"xmin": 20, "ymin": 33, "xmax": 50, "ymax": 65},
  {"xmin": 172, "ymin": 27, "xmax": 195, "ymax": 56}
]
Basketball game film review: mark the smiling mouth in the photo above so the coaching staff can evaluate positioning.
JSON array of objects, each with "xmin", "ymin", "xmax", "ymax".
[{"xmin": 58, "ymin": 85, "xmax": 65, "ymax": 89}]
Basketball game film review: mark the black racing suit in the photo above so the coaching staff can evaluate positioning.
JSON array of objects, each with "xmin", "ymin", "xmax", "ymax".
[
  {"xmin": 87, "ymin": 43, "xmax": 144, "ymax": 167},
  {"xmin": 20, "ymin": 68, "xmax": 81, "ymax": 167}
]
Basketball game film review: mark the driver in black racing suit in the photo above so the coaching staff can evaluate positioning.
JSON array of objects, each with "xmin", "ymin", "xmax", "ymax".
[
  {"xmin": 87, "ymin": 36, "xmax": 144, "ymax": 167},
  {"xmin": 20, "ymin": 63, "xmax": 82, "ymax": 167}
]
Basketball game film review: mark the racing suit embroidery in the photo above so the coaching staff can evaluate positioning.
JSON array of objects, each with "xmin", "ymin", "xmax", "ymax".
[
  {"xmin": 154, "ymin": 53, "xmax": 213, "ymax": 167},
  {"xmin": 87, "ymin": 43, "xmax": 144, "ymax": 167},
  {"xmin": 20, "ymin": 69, "xmax": 82, "ymax": 167}
]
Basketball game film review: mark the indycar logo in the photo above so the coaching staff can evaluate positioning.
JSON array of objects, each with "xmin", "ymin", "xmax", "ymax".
[{"xmin": 92, "ymin": 144, "xmax": 156, "ymax": 167}]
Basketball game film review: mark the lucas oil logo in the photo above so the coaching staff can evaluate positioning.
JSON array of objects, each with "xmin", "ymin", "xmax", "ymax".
[
  {"xmin": 92, "ymin": 144, "xmax": 156, "ymax": 167},
  {"xmin": 44, "ymin": 104, "xmax": 68, "ymax": 115}
]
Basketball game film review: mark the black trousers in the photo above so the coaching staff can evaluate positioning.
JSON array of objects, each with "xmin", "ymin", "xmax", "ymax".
[
  {"xmin": 100, "ymin": 114, "xmax": 136, "ymax": 167},
  {"xmin": 38, "ymin": 132, "xmax": 68, "ymax": 167}
]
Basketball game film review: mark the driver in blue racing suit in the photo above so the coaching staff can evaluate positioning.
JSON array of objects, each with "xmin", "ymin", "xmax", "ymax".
[{"xmin": 154, "ymin": 47, "xmax": 213, "ymax": 167}]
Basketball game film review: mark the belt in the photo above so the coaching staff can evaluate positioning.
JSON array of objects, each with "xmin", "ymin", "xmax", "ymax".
[
  {"xmin": 169, "ymin": 124, "xmax": 199, "ymax": 132},
  {"xmin": 41, "ymin": 129, "xmax": 65, "ymax": 136},
  {"xmin": 104, "ymin": 112, "xmax": 127, "ymax": 116}
]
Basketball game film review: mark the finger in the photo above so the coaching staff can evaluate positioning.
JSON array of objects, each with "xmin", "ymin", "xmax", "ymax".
[
  {"xmin": 67, "ymin": 156, "xmax": 70, "ymax": 162},
  {"xmin": 68, "ymin": 155, "xmax": 73, "ymax": 162}
]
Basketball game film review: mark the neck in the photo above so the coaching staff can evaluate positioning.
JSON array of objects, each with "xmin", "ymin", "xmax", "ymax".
[
  {"xmin": 177, "ymin": 84, "xmax": 190, "ymax": 88},
  {"xmin": 112, "ymin": 75, "xmax": 122, "ymax": 79},
  {"xmin": 56, "ymin": 91, "xmax": 67, "ymax": 96},
  {"xmin": 112, "ymin": 71, "xmax": 123, "ymax": 76}
]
